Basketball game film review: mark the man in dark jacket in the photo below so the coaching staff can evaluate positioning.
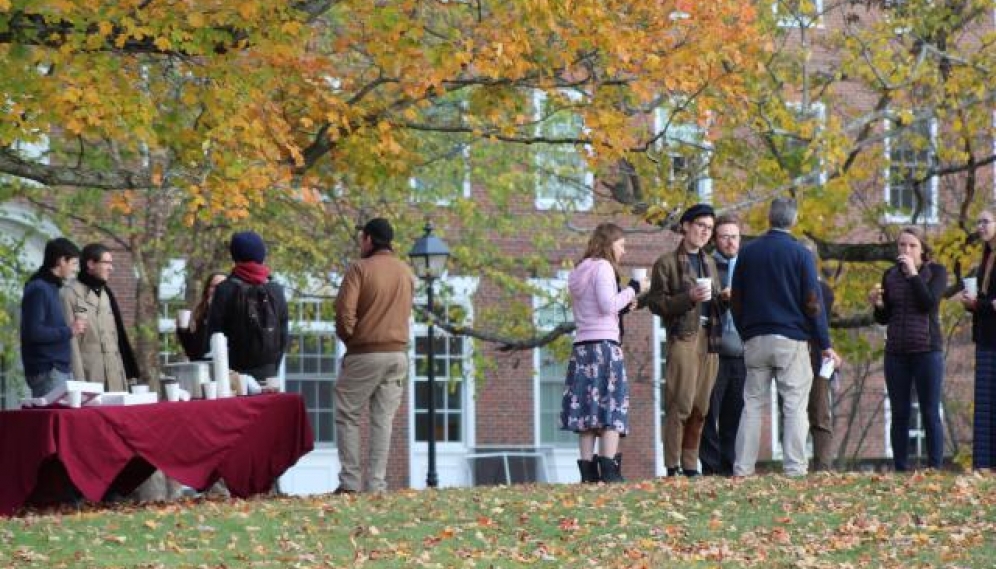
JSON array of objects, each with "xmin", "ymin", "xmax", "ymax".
[
  {"xmin": 207, "ymin": 231, "xmax": 290, "ymax": 382},
  {"xmin": 699, "ymin": 215, "xmax": 745, "ymax": 476},
  {"xmin": 731, "ymin": 198, "xmax": 841, "ymax": 477},
  {"xmin": 646, "ymin": 203, "xmax": 724, "ymax": 477},
  {"xmin": 21, "ymin": 237, "xmax": 86, "ymax": 397}
]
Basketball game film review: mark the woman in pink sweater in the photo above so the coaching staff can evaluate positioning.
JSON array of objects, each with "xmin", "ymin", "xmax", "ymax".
[{"xmin": 561, "ymin": 223, "xmax": 643, "ymax": 483}]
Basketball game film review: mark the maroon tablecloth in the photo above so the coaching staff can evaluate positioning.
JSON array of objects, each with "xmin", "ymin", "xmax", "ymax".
[{"xmin": 0, "ymin": 393, "xmax": 314, "ymax": 515}]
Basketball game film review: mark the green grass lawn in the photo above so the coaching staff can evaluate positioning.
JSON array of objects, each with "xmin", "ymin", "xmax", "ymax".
[{"xmin": 3, "ymin": 471, "xmax": 994, "ymax": 568}]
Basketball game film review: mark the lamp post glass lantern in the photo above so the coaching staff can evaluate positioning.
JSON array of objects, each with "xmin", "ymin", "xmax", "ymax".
[{"xmin": 408, "ymin": 222, "xmax": 450, "ymax": 488}]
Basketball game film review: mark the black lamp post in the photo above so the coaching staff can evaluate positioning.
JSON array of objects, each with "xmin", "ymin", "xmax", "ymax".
[{"xmin": 407, "ymin": 222, "xmax": 450, "ymax": 488}]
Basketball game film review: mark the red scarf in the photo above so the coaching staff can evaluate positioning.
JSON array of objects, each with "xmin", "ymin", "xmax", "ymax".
[{"xmin": 232, "ymin": 262, "xmax": 271, "ymax": 285}]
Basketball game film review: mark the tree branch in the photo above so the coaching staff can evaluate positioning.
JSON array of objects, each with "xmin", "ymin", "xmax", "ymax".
[{"xmin": 0, "ymin": 149, "xmax": 152, "ymax": 190}]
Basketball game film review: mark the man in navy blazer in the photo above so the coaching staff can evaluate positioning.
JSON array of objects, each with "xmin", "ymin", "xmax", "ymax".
[{"xmin": 730, "ymin": 198, "xmax": 841, "ymax": 477}]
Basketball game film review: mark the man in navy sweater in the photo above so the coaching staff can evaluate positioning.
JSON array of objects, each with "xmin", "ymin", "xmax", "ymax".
[
  {"xmin": 730, "ymin": 198, "xmax": 841, "ymax": 477},
  {"xmin": 20, "ymin": 237, "xmax": 86, "ymax": 397}
]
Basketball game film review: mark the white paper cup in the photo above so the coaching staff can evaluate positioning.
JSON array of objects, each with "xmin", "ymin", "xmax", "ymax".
[
  {"xmin": 131, "ymin": 384, "xmax": 150, "ymax": 394},
  {"xmin": 202, "ymin": 381, "xmax": 218, "ymax": 400},
  {"xmin": 164, "ymin": 383, "xmax": 180, "ymax": 402},
  {"xmin": 237, "ymin": 375, "xmax": 249, "ymax": 396},
  {"xmin": 631, "ymin": 267, "xmax": 648, "ymax": 282},
  {"xmin": 177, "ymin": 309, "xmax": 192, "ymax": 329},
  {"xmin": 964, "ymin": 277, "xmax": 978, "ymax": 298},
  {"xmin": 695, "ymin": 277, "xmax": 712, "ymax": 300},
  {"xmin": 67, "ymin": 390, "xmax": 82, "ymax": 408},
  {"xmin": 265, "ymin": 376, "xmax": 284, "ymax": 393}
]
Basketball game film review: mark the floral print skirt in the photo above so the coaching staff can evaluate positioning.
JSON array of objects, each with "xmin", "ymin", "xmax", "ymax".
[{"xmin": 560, "ymin": 340, "xmax": 630, "ymax": 436}]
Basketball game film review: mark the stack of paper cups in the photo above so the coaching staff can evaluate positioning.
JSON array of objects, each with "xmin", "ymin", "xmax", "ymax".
[{"xmin": 210, "ymin": 332, "xmax": 232, "ymax": 398}]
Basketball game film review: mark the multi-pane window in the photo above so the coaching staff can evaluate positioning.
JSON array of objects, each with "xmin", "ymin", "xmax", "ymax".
[
  {"xmin": 533, "ymin": 280, "xmax": 572, "ymax": 446},
  {"xmin": 773, "ymin": 0, "xmax": 824, "ymax": 28},
  {"xmin": 885, "ymin": 115, "xmax": 937, "ymax": 223},
  {"xmin": 413, "ymin": 300, "xmax": 470, "ymax": 443},
  {"xmin": 409, "ymin": 95, "xmax": 471, "ymax": 204},
  {"xmin": 654, "ymin": 106, "xmax": 712, "ymax": 202},
  {"xmin": 284, "ymin": 298, "xmax": 338, "ymax": 444},
  {"xmin": 534, "ymin": 89, "xmax": 593, "ymax": 211}
]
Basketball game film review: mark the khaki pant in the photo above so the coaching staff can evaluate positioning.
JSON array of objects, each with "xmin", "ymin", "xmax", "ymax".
[
  {"xmin": 735, "ymin": 335, "xmax": 813, "ymax": 477},
  {"xmin": 664, "ymin": 329, "xmax": 718, "ymax": 471},
  {"xmin": 334, "ymin": 352, "xmax": 407, "ymax": 493}
]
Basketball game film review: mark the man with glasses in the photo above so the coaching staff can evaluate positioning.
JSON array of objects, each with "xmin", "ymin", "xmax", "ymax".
[
  {"xmin": 731, "ymin": 198, "xmax": 841, "ymax": 477},
  {"xmin": 61, "ymin": 243, "xmax": 141, "ymax": 394},
  {"xmin": 646, "ymin": 203, "xmax": 724, "ymax": 477},
  {"xmin": 698, "ymin": 215, "xmax": 745, "ymax": 476}
]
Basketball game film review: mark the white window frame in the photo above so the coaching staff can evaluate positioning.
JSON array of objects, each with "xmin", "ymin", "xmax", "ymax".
[
  {"xmin": 410, "ymin": 276, "xmax": 479, "ymax": 449},
  {"xmin": 530, "ymin": 275, "xmax": 573, "ymax": 448},
  {"xmin": 533, "ymin": 89, "xmax": 594, "ymax": 211},
  {"xmin": 883, "ymin": 114, "xmax": 939, "ymax": 224},
  {"xmin": 409, "ymin": 97, "xmax": 472, "ymax": 205},
  {"xmin": 653, "ymin": 316, "xmax": 667, "ymax": 476},
  {"xmin": 773, "ymin": 0, "xmax": 825, "ymax": 29},
  {"xmin": 653, "ymin": 105, "xmax": 713, "ymax": 202},
  {"xmin": 282, "ymin": 286, "xmax": 341, "ymax": 447}
]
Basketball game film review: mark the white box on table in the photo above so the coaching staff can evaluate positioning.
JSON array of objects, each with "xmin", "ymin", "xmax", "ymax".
[{"xmin": 20, "ymin": 380, "xmax": 104, "ymax": 408}]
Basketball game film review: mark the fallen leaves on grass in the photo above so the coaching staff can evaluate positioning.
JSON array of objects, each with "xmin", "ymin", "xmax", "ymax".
[{"xmin": 2, "ymin": 472, "xmax": 995, "ymax": 567}]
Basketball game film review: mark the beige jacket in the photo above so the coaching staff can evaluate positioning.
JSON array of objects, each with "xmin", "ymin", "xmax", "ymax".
[{"xmin": 60, "ymin": 280, "xmax": 129, "ymax": 392}]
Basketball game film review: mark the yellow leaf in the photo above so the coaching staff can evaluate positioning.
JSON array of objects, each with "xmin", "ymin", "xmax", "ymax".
[
  {"xmin": 237, "ymin": 4, "xmax": 258, "ymax": 19},
  {"xmin": 187, "ymin": 12, "xmax": 205, "ymax": 28}
]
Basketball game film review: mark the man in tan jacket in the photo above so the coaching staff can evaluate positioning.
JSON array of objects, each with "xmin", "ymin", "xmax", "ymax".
[
  {"xmin": 60, "ymin": 243, "xmax": 140, "ymax": 393},
  {"xmin": 333, "ymin": 218, "xmax": 415, "ymax": 494}
]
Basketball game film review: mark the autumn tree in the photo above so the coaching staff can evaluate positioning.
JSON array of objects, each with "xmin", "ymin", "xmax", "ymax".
[{"xmin": 0, "ymin": 1, "xmax": 767, "ymax": 380}]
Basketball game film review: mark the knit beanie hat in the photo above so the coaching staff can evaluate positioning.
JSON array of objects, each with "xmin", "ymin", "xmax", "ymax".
[{"xmin": 229, "ymin": 231, "xmax": 267, "ymax": 263}]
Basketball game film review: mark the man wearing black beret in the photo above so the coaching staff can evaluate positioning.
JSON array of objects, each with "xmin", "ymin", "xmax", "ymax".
[{"xmin": 645, "ymin": 203, "xmax": 725, "ymax": 477}]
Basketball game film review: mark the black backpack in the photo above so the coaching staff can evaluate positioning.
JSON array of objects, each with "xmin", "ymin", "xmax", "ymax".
[{"xmin": 227, "ymin": 278, "xmax": 282, "ymax": 369}]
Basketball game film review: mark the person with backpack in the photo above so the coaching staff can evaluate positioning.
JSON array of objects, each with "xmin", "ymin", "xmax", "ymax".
[{"xmin": 207, "ymin": 231, "xmax": 289, "ymax": 382}]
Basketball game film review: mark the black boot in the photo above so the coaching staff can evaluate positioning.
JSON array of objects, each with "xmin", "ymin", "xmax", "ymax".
[
  {"xmin": 598, "ymin": 454, "xmax": 625, "ymax": 483},
  {"xmin": 577, "ymin": 457, "xmax": 601, "ymax": 483}
]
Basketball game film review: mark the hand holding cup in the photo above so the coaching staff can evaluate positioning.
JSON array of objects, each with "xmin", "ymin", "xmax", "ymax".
[
  {"xmin": 868, "ymin": 283, "xmax": 884, "ymax": 308},
  {"xmin": 71, "ymin": 313, "xmax": 88, "ymax": 336},
  {"xmin": 692, "ymin": 277, "xmax": 712, "ymax": 302},
  {"xmin": 963, "ymin": 277, "xmax": 978, "ymax": 300},
  {"xmin": 631, "ymin": 268, "xmax": 650, "ymax": 292},
  {"xmin": 176, "ymin": 309, "xmax": 192, "ymax": 330}
]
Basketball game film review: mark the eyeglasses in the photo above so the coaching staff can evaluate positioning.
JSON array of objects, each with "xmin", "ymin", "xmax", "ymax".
[
  {"xmin": 691, "ymin": 221, "xmax": 714, "ymax": 232},
  {"xmin": 716, "ymin": 234, "xmax": 739, "ymax": 241},
  {"xmin": 977, "ymin": 219, "xmax": 994, "ymax": 227}
]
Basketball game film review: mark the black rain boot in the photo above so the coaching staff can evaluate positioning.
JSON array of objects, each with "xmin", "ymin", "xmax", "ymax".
[
  {"xmin": 598, "ymin": 454, "xmax": 625, "ymax": 483},
  {"xmin": 577, "ymin": 456, "xmax": 601, "ymax": 483}
]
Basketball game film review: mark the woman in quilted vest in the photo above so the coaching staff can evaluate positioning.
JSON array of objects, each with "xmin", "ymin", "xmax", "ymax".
[{"xmin": 868, "ymin": 227, "xmax": 947, "ymax": 471}]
